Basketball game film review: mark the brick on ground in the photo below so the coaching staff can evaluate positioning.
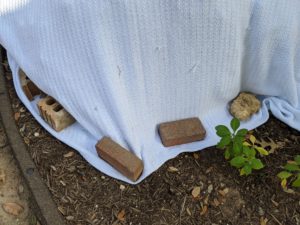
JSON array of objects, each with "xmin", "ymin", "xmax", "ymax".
[
  {"xmin": 37, "ymin": 96, "xmax": 75, "ymax": 132},
  {"xmin": 158, "ymin": 117, "xmax": 206, "ymax": 147},
  {"xmin": 96, "ymin": 137, "xmax": 144, "ymax": 182}
]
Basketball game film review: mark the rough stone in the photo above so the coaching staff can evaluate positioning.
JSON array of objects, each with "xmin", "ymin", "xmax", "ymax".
[
  {"xmin": 158, "ymin": 117, "xmax": 206, "ymax": 147},
  {"xmin": 230, "ymin": 92, "xmax": 261, "ymax": 121}
]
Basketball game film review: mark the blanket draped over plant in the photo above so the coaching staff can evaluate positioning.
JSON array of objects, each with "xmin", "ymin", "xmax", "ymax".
[{"xmin": 0, "ymin": 1, "xmax": 300, "ymax": 183}]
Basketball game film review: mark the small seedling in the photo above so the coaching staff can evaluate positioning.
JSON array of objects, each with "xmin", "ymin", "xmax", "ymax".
[
  {"xmin": 215, "ymin": 118, "xmax": 268, "ymax": 175},
  {"xmin": 277, "ymin": 155, "xmax": 300, "ymax": 188}
]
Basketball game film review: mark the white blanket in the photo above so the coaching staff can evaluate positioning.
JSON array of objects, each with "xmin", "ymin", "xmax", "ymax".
[{"xmin": 1, "ymin": 0, "xmax": 300, "ymax": 183}]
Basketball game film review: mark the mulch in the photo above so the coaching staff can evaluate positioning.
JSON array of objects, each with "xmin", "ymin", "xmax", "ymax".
[{"xmin": 2, "ymin": 54, "xmax": 300, "ymax": 225}]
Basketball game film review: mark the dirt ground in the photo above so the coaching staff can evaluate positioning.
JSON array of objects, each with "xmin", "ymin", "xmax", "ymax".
[
  {"xmin": 3, "ymin": 56, "xmax": 300, "ymax": 225},
  {"xmin": 0, "ymin": 115, "xmax": 37, "ymax": 225}
]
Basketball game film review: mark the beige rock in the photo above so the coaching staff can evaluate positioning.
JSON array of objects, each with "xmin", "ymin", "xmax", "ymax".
[
  {"xmin": 2, "ymin": 202, "xmax": 24, "ymax": 216},
  {"xmin": 230, "ymin": 92, "xmax": 261, "ymax": 121}
]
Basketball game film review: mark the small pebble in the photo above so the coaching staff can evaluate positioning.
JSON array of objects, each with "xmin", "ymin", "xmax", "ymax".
[
  {"xmin": 34, "ymin": 132, "xmax": 39, "ymax": 137},
  {"xmin": 18, "ymin": 185, "xmax": 24, "ymax": 194},
  {"xmin": 120, "ymin": 185, "xmax": 126, "ymax": 191}
]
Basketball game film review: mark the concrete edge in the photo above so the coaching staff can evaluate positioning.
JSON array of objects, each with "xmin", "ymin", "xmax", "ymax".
[{"xmin": 0, "ymin": 46, "xmax": 66, "ymax": 225}]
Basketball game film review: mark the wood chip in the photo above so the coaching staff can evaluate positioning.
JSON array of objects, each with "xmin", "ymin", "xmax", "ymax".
[
  {"xmin": 218, "ymin": 188, "xmax": 229, "ymax": 196},
  {"xmin": 200, "ymin": 205, "xmax": 208, "ymax": 216},
  {"xmin": 192, "ymin": 186, "xmax": 201, "ymax": 198},
  {"xmin": 213, "ymin": 198, "xmax": 220, "ymax": 207},
  {"xmin": 205, "ymin": 167, "xmax": 213, "ymax": 174},
  {"xmin": 271, "ymin": 199, "xmax": 279, "ymax": 207},
  {"xmin": 186, "ymin": 207, "xmax": 192, "ymax": 216},
  {"xmin": 66, "ymin": 216, "xmax": 74, "ymax": 221},
  {"xmin": 168, "ymin": 166, "xmax": 179, "ymax": 173},
  {"xmin": 63, "ymin": 151, "xmax": 74, "ymax": 158},
  {"xmin": 207, "ymin": 184, "xmax": 213, "ymax": 194},
  {"xmin": 58, "ymin": 206, "xmax": 66, "ymax": 215}
]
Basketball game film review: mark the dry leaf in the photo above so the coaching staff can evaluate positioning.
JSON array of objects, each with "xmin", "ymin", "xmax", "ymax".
[
  {"xmin": 200, "ymin": 205, "xmax": 208, "ymax": 216},
  {"xmin": 2, "ymin": 202, "xmax": 24, "ymax": 216},
  {"xmin": 168, "ymin": 166, "xmax": 179, "ymax": 172},
  {"xmin": 193, "ymin": 153, "xmax": 199, "ymax": 159},
  {"xmin": 260, "ymin": 217, "xmax": 268, "ymax": 225},
  {"xmin": 117, "ymin": 209, "xmax": 126, "ymax": 221},
  {"xmin": 14, "ymin": 112, "xmax": 20, "ymax": 121},
  {"xmin": 256, "ymin": 138, "xmax": 284, "ymax": 154},
  {"xmin": 64, "ymin": 151, "xmax": 74, "ymax": 158},
  {"xmin": 192, "ymin": 187, "xmax": 201, "ymax": 198}
]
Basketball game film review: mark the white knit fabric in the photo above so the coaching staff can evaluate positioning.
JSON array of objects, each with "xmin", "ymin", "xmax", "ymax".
[{"xmin": 1, "ymin": 1, "xmax": 300, "ymax": 183}]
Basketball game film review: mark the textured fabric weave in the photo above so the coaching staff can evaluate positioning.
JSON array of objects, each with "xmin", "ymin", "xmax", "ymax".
[{"xmin": 1, "ymin": 0, "xmax": 300, "ymax": 183}]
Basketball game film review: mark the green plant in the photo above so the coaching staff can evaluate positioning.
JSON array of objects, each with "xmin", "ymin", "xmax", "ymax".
[
  {"xmin": 215, "ymin": 118, "xmax": 268, "ymax": 176},
  {"xmin": 277, "ymin": 155, "xmax": 300, "ymax": 188}
]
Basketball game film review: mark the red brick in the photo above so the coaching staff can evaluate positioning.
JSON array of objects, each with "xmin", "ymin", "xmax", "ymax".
[
  {"xmin": 37, "ymin": 96, "xmax": 75, "ymax": 132},
  {"xmin": 158, "ymin": 117, "xmax": 206, "ymax": 147},
  {"xmin": 96, "ymin": 137, "xmax": 143, "ymax": 182},
  {"xmin": 19, "ymin": 69, "xmax": 40, "ymax": 101}
]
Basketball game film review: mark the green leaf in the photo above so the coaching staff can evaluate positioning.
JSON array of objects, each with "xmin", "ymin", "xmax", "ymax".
[
  {"xmin": 233, "ymin": 142, "xmax": 242, "ymax": 155},
  {"xmin": 230, "ymin": 118, "xmax": 240, "ymax": 132},
  {"xmin": 292, "ymin": 177, "xmax": 300, "ymax": 187},
  {"xmin": 242, "ymin": 164, "xmax": 252, "ymax": 175},
  {"xmin": 250, "ymin": 148, "xmax": 256, "ymax": 157},
  {"xmin": 277, "ymin": 171, "xmax": 293, "ymax": 179},
  {"xmin": 233, "ymin": 135, "xmax": 244, "ymax": 145},
  {"xmin": 230, "ymin": 156, "xmax": 245, "ymax": 168},
  {"xmin": 242, "ymin": 146, "xmax": 251, "ymax": 157},
  {"xmin": 295, "ymin": 155, "xmax": 300, "ymax": 165},
  {"xmin": 224, "ymin": 148, "xmax": 231, "ymax": 160},
  {"xmin": 236, "ymin": 129, "xmax": 248, "ymax": 137},
  {"xmin": 216, "ymin": 136, "xmax": 231, "ymax": 149},
  {"xmin": 215, "ymin": 125, "xmax": 231, "ymax": 137},
  {"xmin": 251, "ymin": 158, "xmax": 264, "ymax": 170},
  {"xmin": 284, "ymin": 163, "xmax": 299, "ymax": 172},
  {"xmin": 255, "ymin": 146, "xmax": 269, "ymax": 156}
]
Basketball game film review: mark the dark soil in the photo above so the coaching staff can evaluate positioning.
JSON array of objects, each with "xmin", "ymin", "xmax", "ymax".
[{"xmin": 3, "ymin": 55, "xmax": 300, "ymax": 225}]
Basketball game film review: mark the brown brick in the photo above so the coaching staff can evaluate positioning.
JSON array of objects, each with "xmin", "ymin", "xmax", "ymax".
[
  {"xmin": 19, "ymin": 69, "xmax": 41, "ymax": 101},
  {"xmin": 96, "ymin": 137, "xmax": 143, "ymax": 182},
  {"xmin": 158, "ymin": 117, "xmax": 206, "ymax": 147},
  {"xmin": 37, "ymin": 96, "xmax": 75, "ymax": 132}
]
